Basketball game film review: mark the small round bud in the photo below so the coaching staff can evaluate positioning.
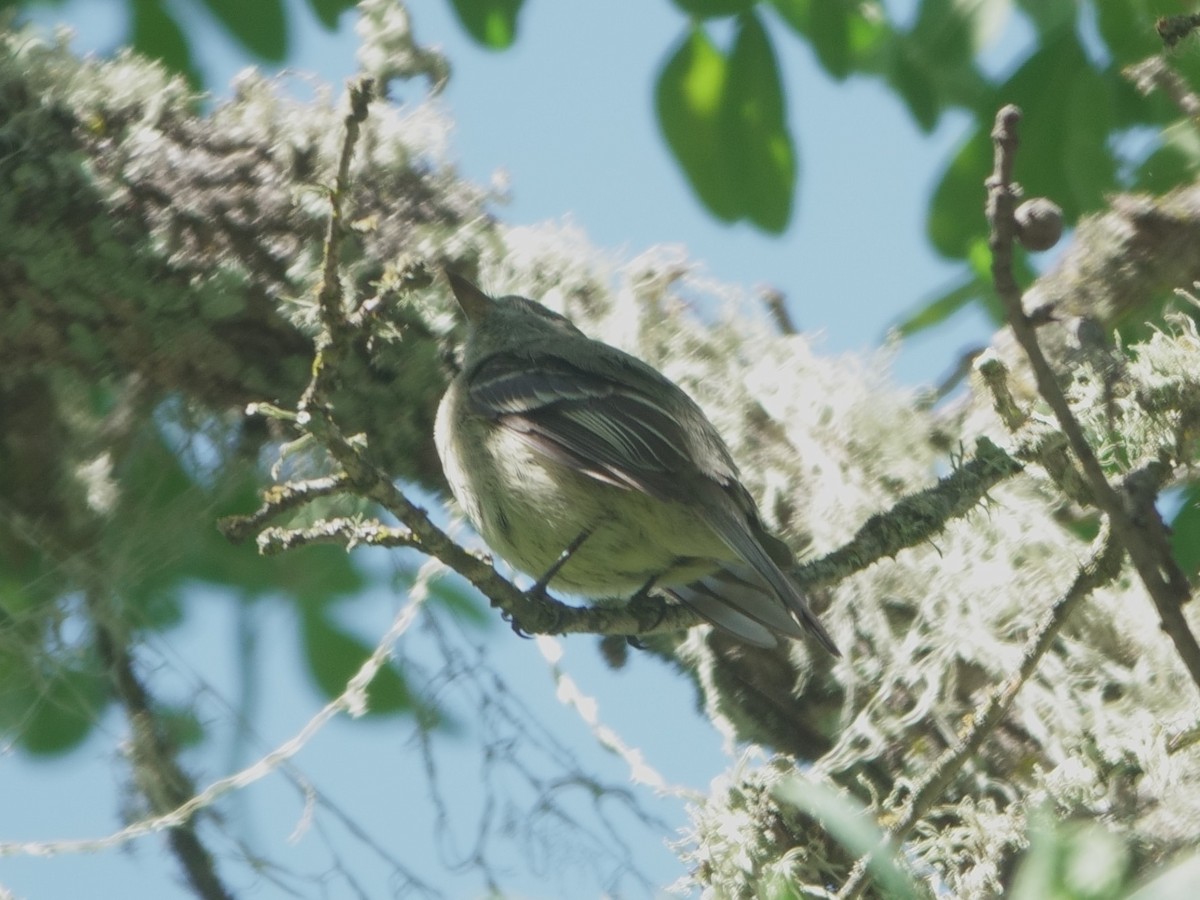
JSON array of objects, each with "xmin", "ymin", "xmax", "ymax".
[{"xmin": 1014, "ymin": 198, "xmax": 1063, "ymax": 251}]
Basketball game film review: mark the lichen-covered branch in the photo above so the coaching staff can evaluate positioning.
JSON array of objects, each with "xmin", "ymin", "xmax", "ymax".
[{"xmin": 837, "ymin": 518, "xmax": 1124, "ymax": 899}]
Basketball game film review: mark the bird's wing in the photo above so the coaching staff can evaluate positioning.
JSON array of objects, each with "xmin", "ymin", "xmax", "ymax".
[{"xmin": 466, "ymin": 352, "xmax": 719, "ymax": 501}]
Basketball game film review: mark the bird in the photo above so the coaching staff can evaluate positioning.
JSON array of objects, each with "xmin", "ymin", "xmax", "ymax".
[{"xmin": 434, "ymin": 272, "xmax": 839, "ymax": 654}]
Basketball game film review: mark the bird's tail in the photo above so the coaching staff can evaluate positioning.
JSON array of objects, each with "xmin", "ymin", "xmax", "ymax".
[
  {"xmin": 665, "ymin": 565, "xmax": 802, "ymax": 648},
  {"xmin": 699, "ymin": 503, "xmax": 841, "ymax": 656}
]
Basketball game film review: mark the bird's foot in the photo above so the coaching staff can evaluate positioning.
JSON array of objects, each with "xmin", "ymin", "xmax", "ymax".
[{"xmin": 624, "ymin": 576, "xmax": 666, "ymax": 647}]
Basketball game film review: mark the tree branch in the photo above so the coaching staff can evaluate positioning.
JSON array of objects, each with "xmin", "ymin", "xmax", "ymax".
[
  {"xmin": 985, "ymin": 105, "xmax": 1200, "ymax": 692},
  {"xmin": 88, "ymin": 592, "xmax": 234, "ymax": 900},
  {"xmin": 793, "ymin": 437, "xmax": 1022, "ymax": 589}
]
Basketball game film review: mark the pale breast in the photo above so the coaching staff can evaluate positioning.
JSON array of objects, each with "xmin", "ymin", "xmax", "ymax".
[{"xmin": 436, "ymin": 380, "xmax": 731, "ymax": 597}]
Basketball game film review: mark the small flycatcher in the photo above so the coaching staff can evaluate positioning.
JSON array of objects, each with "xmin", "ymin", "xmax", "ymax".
[{"xmin": 435, "ymin": 273, "xmax": 838, "ymax": 654}]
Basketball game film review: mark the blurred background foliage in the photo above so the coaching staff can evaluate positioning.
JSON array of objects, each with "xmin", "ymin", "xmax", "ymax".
[{"xmin": 9, "ymin": 0, "xmax": 1195, "ymax": 324}]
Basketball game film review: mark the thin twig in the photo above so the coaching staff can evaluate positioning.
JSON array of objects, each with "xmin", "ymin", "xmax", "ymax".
[
  {"xmin": 256, "ymin": 516, "xmax": 416, "ymax": 554},
  {"xmin": 975, "ymin": 354, "xmax": 1027, "ymax": 432},
  {"xmin": 292, "ymin": 415, "xmax": 706, "ymax": 638},
  {"xmin": 316, "ymin": 77, "xmax": 375, "ymax": 342},
  {"xmin": 0, "ymin": 503, "xmax": 236, "ymax": 899},
  {"xmin": 761, "ymin": 286, "xmax": 798, "ymax": 335},
  {"xmin": 984, "ymin": 105, "xmax": 1200, "ymax": 691},
  {"xmin": 88, "ymin": 591, "xmax": 234, "ymax": 900},
  {"xmin": 836, "ymin": 519, "xmax": 1124, "ymax": 899},
  {"xmin": 236, "ymin": 420, "xmax": 1024, "ymax": 640},
  {"xmin": 1124, "ymin": 55, "xmax": 1200, "ymax": 119},
  {"xmin": 0, "ymin": 595, "xmax": 424, "ymax": 860},
  {"xmin": 219, "ymin": 474, "xmax": 350, "ymax": 543},
  {"xmin": 296, "ymin": 76, "xmax": 376, "ymax": 421},
  {"xmin": 976, "ymin": 355, "xmax": 1094, "ymax": 504},
  {"xmin": 262, "ymin": 74, "xmax": 705, "ymax": 642}
]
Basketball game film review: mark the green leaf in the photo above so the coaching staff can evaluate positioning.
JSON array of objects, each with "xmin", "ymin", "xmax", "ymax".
[
  {"xmin": 927, "ymin": 32, "xmax": 1117, "ymax": 260},
  {"xmin": 771, "ymin": 0, "xmax": 889, "ymax": 75},
  {"xmin": 1062, "ymin": 68, "xmax": 1115, "ymax": 212},
  {"xmin": 892, "ymin": 271, "xmax": 985, "ymax": 337},
  {"xmin": 657, "ymin": 25, "xmax": 741, "ymax": 222},
  {"xmin": 884, "ymin": 0, "xmax": 998, "ymax": 128},
  {"xmin": 446, "ymin": 0, "xmax": 525, "ymax": 49},
  {"xmin": 109, "ymin": 424, "xmax": 364, "ymax": 617},
  {"xmin": 1170, "ymin": 484, "xmax": 1200, "ymax": 580},
  {"xmin": 14, "ymin": 665, "xmax": 109, "ymax": 756},
  {"xmin": 200, "ymin": 0, "xmax": 288, "ymax": 61},
  {"xmin": 769, "ymin": 0, "xmax": 851, "ymax": 79},
  {"xmin": 301, "ymin": 610, "xmax": 414, "ymax": 715},
  {"xmin": 768, "ymin": 0, "xmax": 809, "ymax": 35},
  {"xmin": 807, "ymin": 0, "xmax": 853, "ymax": 79},
  {"xmin": 773, "ymin": 777, "xmax": 920, "ymax": 900},
  {"xmin": 1136, "ymin": 121, "xmax": 1200, "ymax": 194},
  {"xmin": 888, "ymin": 38, "xmax": 941, "ymax": 132},
  {"xmin": 909, "ymin": 0, "xmax": 979, "ymax": 72},
  {"xmin": 657, "ymin": 16, "xmax": 797, "ymax": 231},
  {"xmin": 0, "ymin": 539, "xmax": 63, "ymax": 619},
  {"xmin": 1001, "ymin": 35, "xmax": 1114, "ymax": 219},
  {"xmin": 723, "ymin": 11, "xmax": 796, "ymax": 232},
  {"xmin": 1092, "ymin": 0, "xmax": 1161, "ymax": 65},
  {"xmin": 306, "ymin": 0, "xmax": 358, "ymax": 30},
  {"xmin": 1010, "ymin": 814, "xmax": 1131, "ymax": 900},
  {"xmin": 927, "ymin": 125, "xmax": 990, "ymax": 257},
  {"xmin": 1014, "ymin": 0, "xmax": 1076, "ymax": 37},
  {"xmin": 670, "ymin": 0, "xmax": 754, "ymax": 17},
  {"xmin": 130, "ymin": 0, "xmax": 201, "ymax": 88}
]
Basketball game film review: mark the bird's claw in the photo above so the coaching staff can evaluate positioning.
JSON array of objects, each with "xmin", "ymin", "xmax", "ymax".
[{"xmin": 499, "ymin": 608, "xmax": 534, "ymax": 639}]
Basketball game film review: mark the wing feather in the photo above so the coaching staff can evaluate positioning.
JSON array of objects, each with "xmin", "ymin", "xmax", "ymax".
[{"xmin": 468, "ymin": 354, "xmax": 701, "ymax": 500}]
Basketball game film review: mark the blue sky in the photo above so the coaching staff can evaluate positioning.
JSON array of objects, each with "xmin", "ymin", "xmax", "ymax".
[{"xmin": 2, "ymin": 1, "xmax": 1016, "ymax": 897}]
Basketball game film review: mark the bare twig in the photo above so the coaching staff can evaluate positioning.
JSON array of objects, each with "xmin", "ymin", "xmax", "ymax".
[{"xmin": 984, "ymin": 105, "xmax": 1200, "ymax": 692}]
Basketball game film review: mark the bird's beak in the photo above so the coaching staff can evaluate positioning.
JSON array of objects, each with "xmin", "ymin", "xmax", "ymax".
[{"xmin": 445, "ymin": 271, "xmax": 493, "ymax": 324}]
